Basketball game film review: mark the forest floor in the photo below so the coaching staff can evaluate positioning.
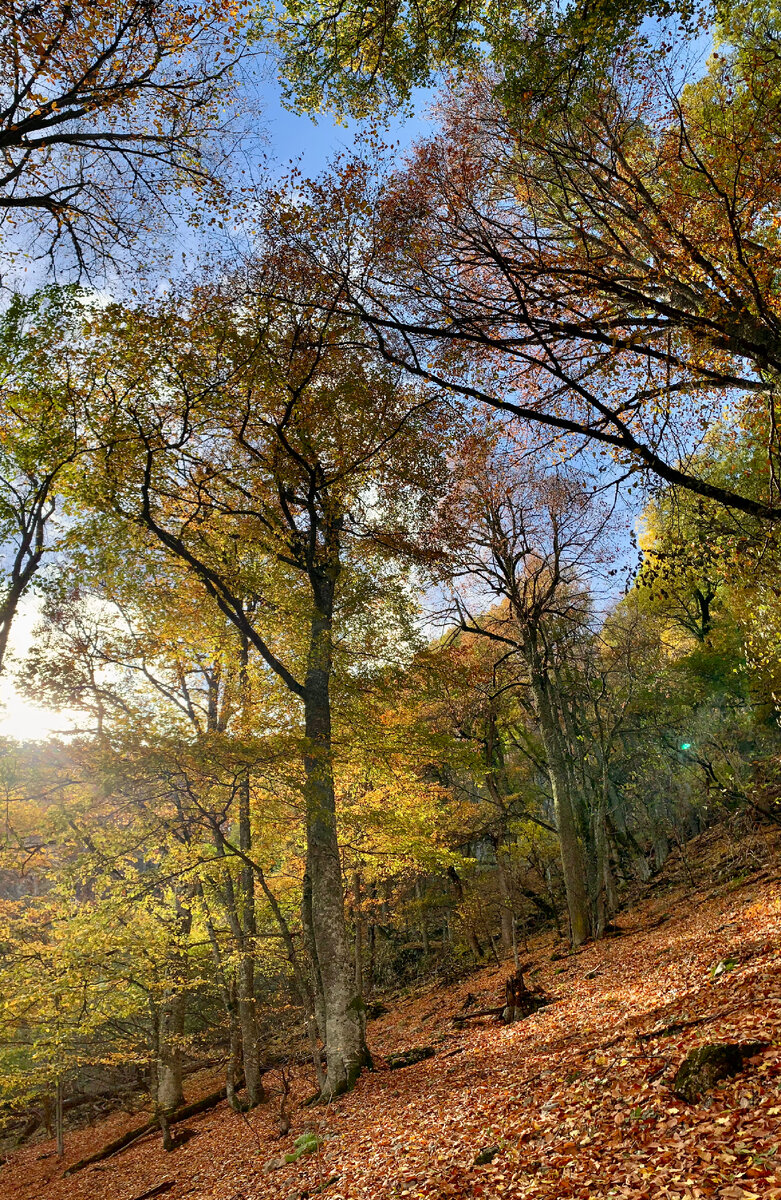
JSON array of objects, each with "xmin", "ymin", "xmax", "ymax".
[{"xmin": 3, "ymin": 823, "xmax": 781, "ymax": 1200}]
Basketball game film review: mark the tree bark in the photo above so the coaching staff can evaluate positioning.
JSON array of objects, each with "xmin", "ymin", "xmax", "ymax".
[
  {"xmin": 154, "ymin": 902, "xmax": 192, "ymax": 1146},
  {"xmin": 528, "ymin": 658, "xmax": 591, "ymax": 946},
  {"xmin": 353, "ymin": 871, "xmax": 364, "ymax": 993},
  {"xmin": 446, "ymin": 865, "xmax": 484, "ymax": 959},
  {"xmin": 55, "ymin": 1078, "xmax": 64, "ymax": 1158},
  {"xmin": 496, "ymin": 851, "xmax": 514, "ymax": 952},
  {"xmin": 237, "ymin": 767, "xmax": 264, "ymax": 1107},
  {"xmin": 252, "ymin": 861, "xmax": 325, "ymax": 1092},
  {"xmin": 237, "ymin": 638, "xmax": 265, "ymax": 1108},
  {"xmin": 198, "ymin": 883, "xmax": 243, "ymax": 1110},
  {"xmin": 302, "ymin": 870, "xmax": 327, "ymax": 1041},
  {"xmin": 415, "ymin": 878, "xmax": 430, "ymax": 955},
  {"xmin": 303, "ymin": 575, "xmax": 363, "ymax": 1099},
  {"xmin": 367, "ymin": 882, "xmax": 377, "ymax": 992}
]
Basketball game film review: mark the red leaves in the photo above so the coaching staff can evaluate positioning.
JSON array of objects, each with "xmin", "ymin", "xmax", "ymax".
[{"xmin": 4, "ymin": 851, "xmax": 781, "ymax": 1200}]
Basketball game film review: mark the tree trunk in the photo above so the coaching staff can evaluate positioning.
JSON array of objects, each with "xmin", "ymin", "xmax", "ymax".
[
  {"xmin": 55, "ymin": 1078, "xmax": 64, "ymax": 1158},
  {"xmin": 415, "ymin": 878, "xmax": 430, "ymax": 955},
  {"xmin": 367, "ymin": 883, "xmax": 377, "ymax": 992},
  {"xmin": 302, "ymin": 870, "xmax": 327, "ymax": 1041},
  {"xmin": 237, "ymin": 769, "xmax": 264, "ymax": 1108},
  {"xmin": 155, "ymin": 903, "xmax": 192, "ymax": 1143},
  {"xmin": 198, "ymin": 884, "xmax": 243, "ymax": 1111},
  {"xmin": 529, "ymin": 660, "xmax": 591, "ymax": 946},
  {"xmin": 496, "ymin": 851, "xmax": 514, "ymax": 952},
  {"xmin": 303, "ymin": 581, "xmax": 363, "ymax": 1099},
  {"xmin": 353, "ymin": 872, "xmax": 364, "ymax": 993},
  {"xmin": 591, "ymin": 762, "xmax": 611, "ymax": 939},
  {"xmin": 156, "ymin": 988, "xmax": 186, "ymax": 1144},
  {"xmin": 226, "ymin": 974, "xmax": 242, "ymax": 1111},
  {"xmin": 157, "ymin": 990, "xmax": 186, "ymax": 1114},
  {"xmin": 446, "ymin": 865, "xmax": 484, "ymax": 959},
  {"xmin": 253, "ymin": 862, "xmax": 325, "ymax": 1092},
  {"xmin": 237, "ymin": 641, "xmax": 265, "ymax": 1108}
]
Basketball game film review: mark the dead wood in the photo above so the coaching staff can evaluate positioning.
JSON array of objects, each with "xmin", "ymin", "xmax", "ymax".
[
  {"xmin": 63, "ymin": 1079, "xmax": 244, "ymax": 1175},
  {"xmin": 452, "ymin": 1006, "xmax": 505, "ymax": 1024},
  {"xmin": 130, "ymin": 1183, "xmax": 176, "ymax": 1200}
]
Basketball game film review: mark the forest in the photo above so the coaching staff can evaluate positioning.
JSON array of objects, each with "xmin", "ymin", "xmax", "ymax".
[{"xmin": 0, "ymin": 2, "xmax": 780, "ymax": 1198}]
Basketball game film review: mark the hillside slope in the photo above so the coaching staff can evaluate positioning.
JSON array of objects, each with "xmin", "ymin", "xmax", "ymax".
[{"xmin": 3, "ymin": 827, "xmax": 781, "ymax": 1200}]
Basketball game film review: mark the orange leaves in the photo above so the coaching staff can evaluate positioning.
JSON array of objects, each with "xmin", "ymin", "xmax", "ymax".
[{"xmin": 5, "ymin": 831, "xmax": 781, "ymax": 1200}]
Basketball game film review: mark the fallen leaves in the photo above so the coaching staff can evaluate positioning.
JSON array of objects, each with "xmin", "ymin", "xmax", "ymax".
[{"xmin": 2, "ymin": 854, "xmax": 781, "ymax": 1200}]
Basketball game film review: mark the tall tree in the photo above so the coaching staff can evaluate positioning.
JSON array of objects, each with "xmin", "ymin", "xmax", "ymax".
[
  {"xmin": 0, "ymin": 287, "xmax": 93, "ymax": 671},
  {"xmin": 434, "ymin": 442, "xmax": 614, "ymax": 943},
  {"xmin": 78, "ymin": 249, "xmax": 446, "ymax": 1097},
  {"xmin": 291, "ymin": 10, "xmax": 781, "ymax": 520}
]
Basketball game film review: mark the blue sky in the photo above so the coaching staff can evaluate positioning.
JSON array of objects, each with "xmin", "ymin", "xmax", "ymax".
[
  {"xmin": 0, "ymin": 74, "xmax": 441, "ymax": 742},
  {"xmin": 254, "ymin": 70, "xmax": 437, "ymax": 175}
]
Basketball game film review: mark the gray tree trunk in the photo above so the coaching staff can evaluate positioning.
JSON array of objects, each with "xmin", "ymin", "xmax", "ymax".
[
  {"xmin": 55, "ymin": 1078, "xmax": 64, "ymax": 1158},
  {"xmin": 528, "ymin": 660, "xmax": 591, "ymax": 946},
  {"xmin": 353, "ymin": 872, "xmax": 364, "ymax": 993},
  {"xmin": 302, "ymin": 870, "xmax": 327, "ymax": 1041},
  {"xmin": 496, "ymin": 852, "xmax": 514, "ymax": 952},
  {"xmin": 253, "ymin": 861, "xmax": 325, "ymax": 1092},
  {"xmin": 303, "ymin": 582, "xmax": 363, "ymax": 1099},
  {"xmin": 237, "ymin": 768, "xmax": 264, "ymax": 1108},
  {"xmin": 415, "ymin": 878, "xmax": 430, "ymax": 955}
]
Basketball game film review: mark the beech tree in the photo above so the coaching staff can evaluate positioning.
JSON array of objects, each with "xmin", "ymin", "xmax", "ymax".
[
  {"xmin": 0, "ymin": 0, "xmax": 244, "ymax": 276},
  {"xmin": 272, "ymin": 0, "xmax": 697, "ymax": 118},
  {"xmin": 75, "ymin": 243, "xmax": 447, "ymax": 1097},
  {"xmin": 0, "ymin": 287, "xmax": 95, "ymax": 671},
  {"xmin": 432, "ymin": 441, "xmax": 616, "ymax": 944},
  {"xmin": 23, "ymin": 557, "xmax": 285, "ymax": 1108},
  {"xmin": 284, "ymin": 8, "xmax": 781, "ymax": 522}
]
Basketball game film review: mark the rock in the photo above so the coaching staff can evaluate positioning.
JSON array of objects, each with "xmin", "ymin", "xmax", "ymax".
[
  {"xmin": 263, "ymin": 1156, "xmax": 285, "ymax": 1173},
  {"xmin": 474, "ymin": 1145, "xmax": 501, "ymax": 1165},
  {"xmin": 387, "ymin": 1046, "xmax": 436, "ymax": 1070},
  {"xmin": 672, "ymin": 1042, "xmax": 769, "ymax": 1103},
  {"xmin": 367, "ymin": 1001, "xmax": 389, "ymax": 1020}
]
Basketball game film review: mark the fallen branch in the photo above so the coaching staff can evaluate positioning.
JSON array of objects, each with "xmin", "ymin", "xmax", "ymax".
[
  {"xmin": 452, "ymin": 1006, "xmax": 505, "ymax": 1024},
  {"xmin": 130, "ymin": 1183, "xmax": 176, "ymax": 1200},
  {"xmin": 635, "ymin": 1005, "xmax": 743, "ymax": 1043},
  {"xmin": 64, "ymin": 1081, "xmax": 242, "ymax": 1175}
]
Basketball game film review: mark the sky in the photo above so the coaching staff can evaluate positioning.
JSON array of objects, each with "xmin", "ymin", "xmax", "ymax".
[
  {"xmin": 0, "ymin": 72, "xmax": 439, "ymax": 744},
  {"xmin": 0, "ymin": 29, "xmax": 700, "ymax": 742},
  {"xmin": 256, "ymin": 74, "xmax": 437, "ymax": 176}
]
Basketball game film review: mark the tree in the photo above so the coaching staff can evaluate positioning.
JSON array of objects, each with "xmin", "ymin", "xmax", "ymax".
[
  {"xmin": 23, "ymin": 554, "xmax": 285, "ymax": 1107},
  {"xmin": 432, "ymin": 439, "xmax": 614, "ymax": 943},
  {"xmin": 0, "ymin": 0, "xmax": 243, "ymax": 277},
  {"xmin": 294, "ymin": 9, "xmax": 781, "ymax": 521},
  {"xmin": 0, "ymin": 739, "xmax": 209, "ymax": 1154},
  {"xmin": 271, "ymin": 0, "xmax": 701, "ymax": 119},
  {"xmin": 0, "ymin": 286, "xmax": 95, "ymax": 671},
  {"xmin": 73, "ymin": 243, "xmax": 447, "ymax": 1097}
]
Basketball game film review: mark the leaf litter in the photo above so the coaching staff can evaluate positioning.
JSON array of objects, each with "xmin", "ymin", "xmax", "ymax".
[{"xmin": 2, "ymin": 849, "xmax": 780, "ymax": 1200}]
